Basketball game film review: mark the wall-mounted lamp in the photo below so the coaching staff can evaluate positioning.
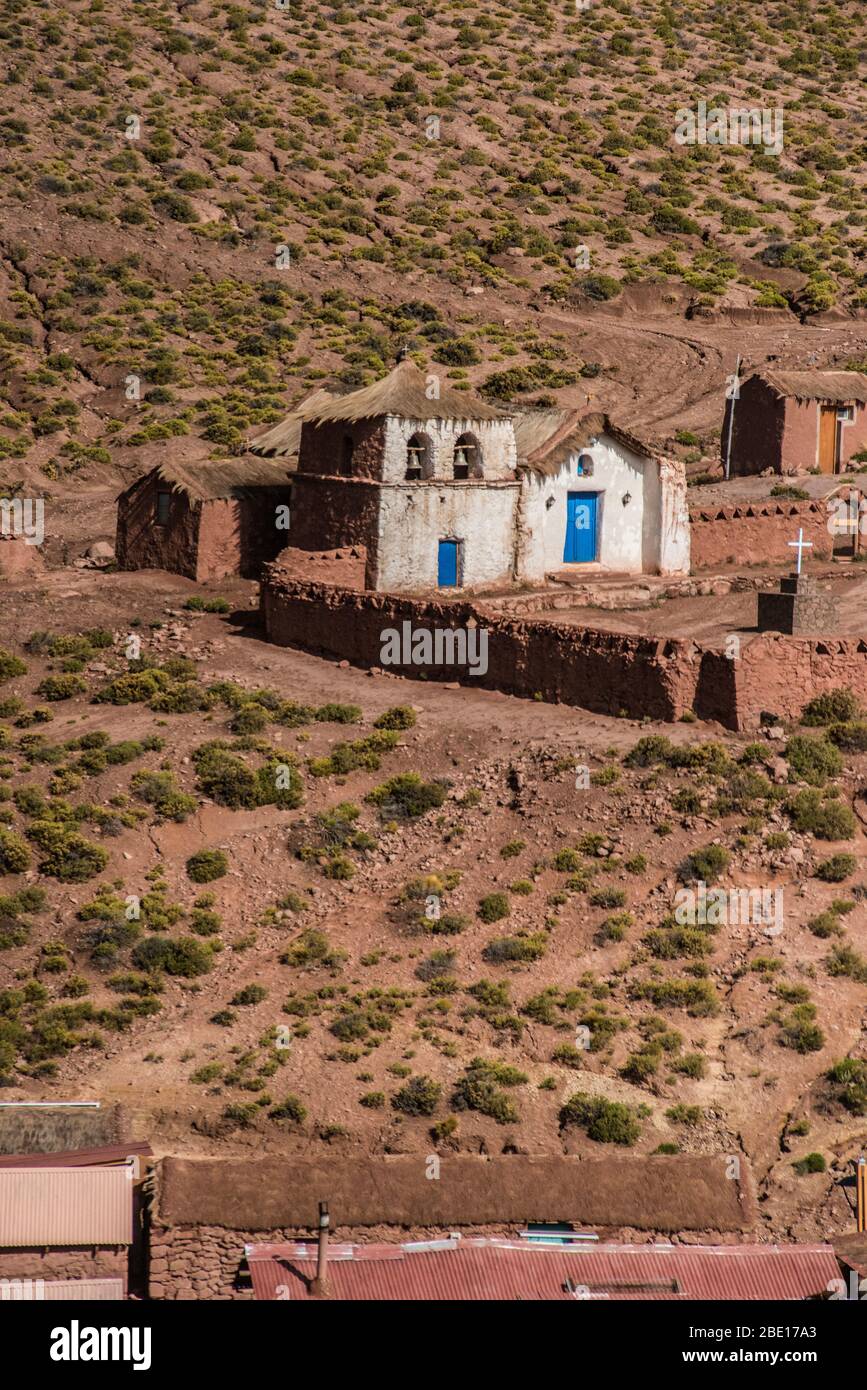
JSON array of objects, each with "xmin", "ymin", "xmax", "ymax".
[
  {"xmin": 545, "ymin": 495, "xmax": 555, "ymax": 510},
  {"xmin": 622, "ymin": 492, "xmax": 632, "ymax": 506}
]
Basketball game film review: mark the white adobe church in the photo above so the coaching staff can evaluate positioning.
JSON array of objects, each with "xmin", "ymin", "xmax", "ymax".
[{"xmin": 251, "ymin": 356, "xmax": 689, "ymax": 592}]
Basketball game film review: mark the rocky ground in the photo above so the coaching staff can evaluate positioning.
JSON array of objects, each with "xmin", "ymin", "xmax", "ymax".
[{"xmin": 0, "ymin": 563, "xmax": 865, "ymax": 1243}]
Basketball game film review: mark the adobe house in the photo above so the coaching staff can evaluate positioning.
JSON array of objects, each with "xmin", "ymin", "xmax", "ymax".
[
  {"xmin": 115, "ymin": 457, "xmax": 293, "ymax": 582},
  {"xmin": 0, "ymin": 1104, "xmax": 149, "ymax": 1297},
  {"xmin": 723, "ymin": 369, "xmax": 867, "ymax": 476},
  {"xmin": 276, "ymin": 356, "xmax": 688, "ymax": 593}
]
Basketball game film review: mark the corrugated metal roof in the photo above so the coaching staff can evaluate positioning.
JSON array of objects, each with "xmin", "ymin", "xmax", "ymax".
[
  {"xmin": 0, "ymin": 1166, "xmax": 133, "ymax": 1247},
  {"xmin": 0, "ymin": 1277, "xmax": 124, "ymax": 1300},
  {"xmin": 246, "ymin": 1239, "xmax": 840, "ymax": 1302}
]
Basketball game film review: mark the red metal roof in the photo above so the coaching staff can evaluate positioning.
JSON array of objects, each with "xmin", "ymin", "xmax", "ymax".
[
  {"xmin": 0, "ymin": 1277, "xmax": 124, "ymax": 1301},
  {"xmin": 246, "ymin": 1238, "xmax": 841, "ymax": 1302},
  {"xmin": 0, "ymin": 1166, "xmax": 134, "ymax": 1247}
]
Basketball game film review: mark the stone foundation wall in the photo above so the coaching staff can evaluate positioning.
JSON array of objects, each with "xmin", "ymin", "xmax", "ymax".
[{"xmin": 0, "ymin": 1246, "xmax": 127, "ymax": 1288}]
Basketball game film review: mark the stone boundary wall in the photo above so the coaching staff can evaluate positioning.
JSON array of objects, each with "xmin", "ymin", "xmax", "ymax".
[
  {"xmin": 261, "ymin": 570, "xmax": 867, "ymax": 731},
  {"xmin": 732, "ymin": 633, "xmax": 867, "ymax": 728},
  {"xmin": 262, "ymin": 571, "xmax": 701, "ymax": 722},
  {"xmin": 689, "ymin": 499, "xmax": 838, "ymax": 570}
]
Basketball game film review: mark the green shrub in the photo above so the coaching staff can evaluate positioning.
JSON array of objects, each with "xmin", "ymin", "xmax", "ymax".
[
  {"xmin": 230, "ymin": 703, "xmax": 271, "ymax": 735},
  {"xmin": 131, "ymin": 770, "xmax": 197, "ymax": 823},
  {"xmin": 132, "ymin": 935, "xmax": 213, "ymax": 977},
  {"xmin": 589, "ymin": 886, "xmax": 626, "ymax": 909},
  {"xmin": 34, "ymin": 827, "xmax": 107, "ymax": 882},
  {"xmin": 826, "ymin": 1058, "xmax": 867, "ymax": 1114},
  {"xmin": 391, "ymin": 1075, "xmax": 441, "ymax": 1116},
  {"xmin": 374, "ymin": 705, "xmax": 417, "ymax": 731},
  {"xmin": 629, "ymin": 977, "xmax": 719, "ymax": 1016},
  {"xmin": 270, "ymin": 1094, "xmax": 306, "ymax": 1123},
  {"xmin": 802, "ymin": 688, "xmax": 861, "ymax": 725},
  {"xmin": 779, "ymin": 1003, "xmax": 825, "ymax": 1053},
  {"xmin": 230, "ymin": 984, "xmax": 267, "ymax": 1006},
  {"xmin": 315, "ymin": 703, "xmax": 362, "ymax": 724},
  {"xmin": 365, "ymin": 772, "xmax": 446, "ymax": 818},
  {"xmin": 0, "ymin": 649, "xmax": 26, "ymax": 683},
  {"xmin": 815, "ymin": 853, "xmax": 857, "ymax": 883},
  {"xmin": 36, "ymin": 674, "xmax": 87, "ymax": 701},
  {"xmin": 785, "ymin": 735, "xmax": 842, "ymax": 786},
  {"xmin": 786, "ymin": 789, "xmax": 855, "ymax": 840},
  {"xmin": 559, "ymin": 1093, "xmax": 641, "ymax": 1145},
  {"xmin": 678, "ymin": 844, "xmax": 730, "ymax": 884},
  {"xmin": 186, "ymin": 849, "xmax": 229, "ymax": 883},
  {"xmin": 0, "ymin": 829, "xmax": 30, "ymax": 874},
  {"xmin": 359, "ymin": 1091, "xmax": 385, "ymax": 1108},
  {"xmin": 478, "ymin": 891, "xmax": 510, "ymax": 923},
  {"xmin": 482, "ymin": 932, "xmax": 547, "ymax": 963},
  {"xmin": 451, "ymin": 1057, "xmax": 526, "ymax": 1124},
  {"xmin": 792, "ymin": 1152, "xmax": 826, "ymax": 1176}
]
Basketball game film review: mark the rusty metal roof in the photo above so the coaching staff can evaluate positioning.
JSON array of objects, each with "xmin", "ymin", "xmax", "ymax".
[
  {"xmin": 246, "ymin": 1238, "xmax": 840, "ymax": 1302},
  {"xmin": 0, "ymin": 1277, "xmax": 124, "ymax": 1300},
  {"xmin": 0, "ymin": 1166, "xmax": 133, "ymax": 1247}
]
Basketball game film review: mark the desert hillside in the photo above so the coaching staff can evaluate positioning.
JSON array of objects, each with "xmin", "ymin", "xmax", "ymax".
[{"xmin": 1, "ymin": 0, "xmax": 867, "ymax": 551}]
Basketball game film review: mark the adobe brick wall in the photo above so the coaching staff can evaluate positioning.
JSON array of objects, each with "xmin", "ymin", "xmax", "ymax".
[
  {"xmin": 116, "ymin": 474, "xmax": 201, "ymax": 580},
  {"xmin": 261, "ymin": 569, "xmax": 867, "ymax": 732},
  {"xmin": 689, "ymin": 499, "xmax": 835, "ymax": 570},
  {"xmin": 116, "ymin": 476, "xmax": 291, "ymax": 581},
  {"xmin": 262, "ymin": 571, "xmax": 700, "ymax": 722},
  {"xmin": 195, "ymin": 490, "xmax": 291, "ymax": 581},
  {"xmin": 269, "ymin": 544, "xmax": 366, "ymax": 588},
  {"xmin": 732, "ymin": 633, "xmax": 867, "ymax": 728},
  {"xmin": 724, "ymin": 377, "xmax": 785, "ymax": 476},
  {"xmin": 287, "ymin": 475, "xmax": 382, "ymax": 583},
  {"xmin": 298, "ymin": 418, "xmax": 386, "ymax": 479}
]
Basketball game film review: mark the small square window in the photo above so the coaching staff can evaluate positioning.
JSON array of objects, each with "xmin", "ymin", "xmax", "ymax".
[
  {"xmin": 837, "ymin": 405, "xmax": 855, "ymax": 423},
  {"xmin": 156, "ymin": 491, "xmax": 171, "ymax": 525}
]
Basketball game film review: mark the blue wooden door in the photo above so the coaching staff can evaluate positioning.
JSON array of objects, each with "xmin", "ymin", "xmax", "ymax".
[
  {"xmin": 438, "ymin": 538, "xmax": 459, "ymax": 587},
  {"xmin": 564, "ymin": 493, "xmax": 598, "ymax": 563}
]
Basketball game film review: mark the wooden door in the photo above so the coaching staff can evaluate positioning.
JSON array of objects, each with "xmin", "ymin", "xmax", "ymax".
[{"xmin": 819, "ymin": 406, "xmax": 839, "ymax": 473}]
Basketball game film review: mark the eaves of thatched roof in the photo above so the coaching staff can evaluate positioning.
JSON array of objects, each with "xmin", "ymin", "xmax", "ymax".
[
  {"xmin": 301, "ymin": 359, "xmax": 506, "ymax": 424},
  {"xmin": 515, "ymin": 408, "xmax": 659, "ymax": 477},
  {"xmin": 755, "ymin": 369, "xmax": 867, "ymax": 404},
  {"xmin": 248, "ymin": 387, "xmax": 337, "ymax": 458}
]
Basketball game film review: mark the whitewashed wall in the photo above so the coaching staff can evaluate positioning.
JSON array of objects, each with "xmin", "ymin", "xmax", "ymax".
[
  {"xmin": 516, "ymin": 433, "xmax": 689, "ymax": 580},
  {"xmin": 375, "ymin": 482, "xmax": 520, "ymax": 591},
  {"xmin": 382, "ymin": 416, "xmax": 517, "ymax": 483}
]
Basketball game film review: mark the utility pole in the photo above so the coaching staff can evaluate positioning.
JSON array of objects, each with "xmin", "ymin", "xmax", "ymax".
[{"xmin": 724, "ymin": 354, "xmax": 741, "ymax": 481}]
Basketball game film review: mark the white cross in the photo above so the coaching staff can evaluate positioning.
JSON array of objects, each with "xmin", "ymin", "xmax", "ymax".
[{"xmin": 788, "ymin": 527, "xmax": 813, "ymax": 575}]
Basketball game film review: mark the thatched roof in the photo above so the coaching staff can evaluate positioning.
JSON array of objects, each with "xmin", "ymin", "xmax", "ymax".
[
  {"xmin": 134, "ymin": 456, "xmax": 294, "ymax": 503},
  {"xmin": 755, "ymin": 369, "xmax": 867, "ymax": 404},
  {"xmin": 516, "ymin": 408, "xmax": 659, "ymax": 476},
  {"xmin": 300, "ymin": 359, "xmax": 505, "ymax": 424},
  {"xmin": 155, "ymin": 1153, "xmax": 755, "ymax": 1233},
  {"xmin": 248, "ymin": 388, "xmax": 337, "ymax": 458},
  {"xmin": 0, "ymin": 1104, "xmax": 127, "ymax": 1156}
]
